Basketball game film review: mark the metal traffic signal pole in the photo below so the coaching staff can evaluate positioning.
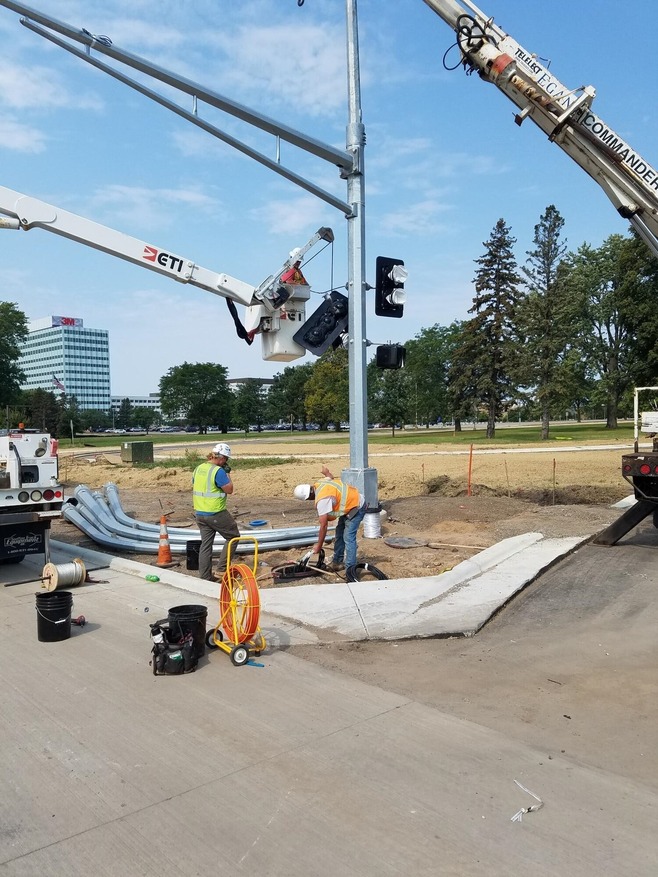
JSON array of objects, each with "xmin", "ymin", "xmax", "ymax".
[{"xmin": 344, "ymin": 0, "xmax": 378, "ymax": 509}]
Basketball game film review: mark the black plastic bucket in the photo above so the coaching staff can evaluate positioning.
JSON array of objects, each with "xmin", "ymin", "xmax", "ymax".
[
  {"xmin": 186, "ymin": 540, "xmax": 201, "ymax": 571},
  {"xmin": 36, "ymin": 590, "xmax": 73, "ymax": 642},
  {"xmin": 168, "ymin": 604, "xmax": 207, "ymax": 659}
]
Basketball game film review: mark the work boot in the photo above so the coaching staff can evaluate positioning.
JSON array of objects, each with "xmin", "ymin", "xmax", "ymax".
[{"xmin": 326, "ymin": 561, "xmax": 345, "ymax": 572}]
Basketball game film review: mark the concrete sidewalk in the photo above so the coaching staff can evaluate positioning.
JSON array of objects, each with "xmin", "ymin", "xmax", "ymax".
[{"xmin": 19, "ymin": 529, "xmax": 588, "ymax": 643}]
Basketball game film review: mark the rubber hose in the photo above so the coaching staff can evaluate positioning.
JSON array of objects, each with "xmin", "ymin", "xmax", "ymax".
[{"xmin": 345, "ymin": 562, "xmax": 388, "ymax": 583}]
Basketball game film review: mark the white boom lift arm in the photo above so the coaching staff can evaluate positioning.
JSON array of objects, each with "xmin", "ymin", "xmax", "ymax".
[
  {"xmin": 0, "ymin": 183, "xmax": 333, "ymax": 361},
  {"xmin": 422, "ymin": 0, "xmax": 658, "ymax": 257}
]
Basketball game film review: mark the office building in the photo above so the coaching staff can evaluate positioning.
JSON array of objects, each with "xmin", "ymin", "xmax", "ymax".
[
  {"xmin": 111, "ymin": 394, "xmax": 161, "ymax": 414},
  {"xmin": 19, "ymin": 315, "xmax": 111, "ymax": 412}
]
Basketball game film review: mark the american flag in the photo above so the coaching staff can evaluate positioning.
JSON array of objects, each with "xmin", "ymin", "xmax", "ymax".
[{"xmin": 52, "ymin": 374, "xmax": 65, "ymax": 391}]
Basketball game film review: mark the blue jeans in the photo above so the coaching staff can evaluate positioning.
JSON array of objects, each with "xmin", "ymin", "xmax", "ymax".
[{"xmin": 333, "ymin": 505, "xmax": 367, "ymax": 568}]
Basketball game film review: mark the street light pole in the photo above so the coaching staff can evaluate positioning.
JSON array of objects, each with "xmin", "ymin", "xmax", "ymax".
[{"xmin": 343, "ymin": 0, "xmax": 378, "ymax": 508}]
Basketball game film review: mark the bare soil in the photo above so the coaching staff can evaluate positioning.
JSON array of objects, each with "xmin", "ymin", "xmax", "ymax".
[{"xmin": 53, "ymin": 438, "xmax": 631, "ymax": 585}]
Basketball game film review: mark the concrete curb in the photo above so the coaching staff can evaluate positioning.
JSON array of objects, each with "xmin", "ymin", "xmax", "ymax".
[{"xmin": 50, "ymin": 530, "xmax": 586, "ymax": 641}]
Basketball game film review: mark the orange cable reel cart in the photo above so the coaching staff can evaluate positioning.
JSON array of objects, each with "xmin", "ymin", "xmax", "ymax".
[{"xmin": 205, "ymin": 535, "xmax": 266, "ymax": 666}]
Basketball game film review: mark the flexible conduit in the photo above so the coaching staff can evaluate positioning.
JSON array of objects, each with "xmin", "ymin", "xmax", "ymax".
[{"xmin": 62, "ymin": 483, "xmax": 332, "ymax": 556}]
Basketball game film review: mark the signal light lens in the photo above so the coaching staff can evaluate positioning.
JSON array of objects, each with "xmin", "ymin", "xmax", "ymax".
[
  {"xmin": 622, "ymin": 464, "xmax": 632, "ymax": 473},
  {"xmin": 639, "ymin": 464, "xmax": 651, "ymax": 475},
  {"xmin": 43, "ymin": 489, "xmax": 55, "ymax": 500},
  {"xmin": 30, "ymin": 490, "xmax": 43, "ymax": 502},
  {"xmin": 18, "ymin": 491, "xmax": 29, "ymax": 503}
]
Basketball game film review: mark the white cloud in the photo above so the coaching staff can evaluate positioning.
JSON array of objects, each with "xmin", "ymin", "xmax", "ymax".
[
  {"xmin": 0, "ymin": 62, "xmax": 101, "ymax": 111},
  {"xmin": 87, "ymin": 184, "xmax": 220, "ymax": 231},
  {"xmin": 0, "ymin": 116, "xmax": 47, "ymax": 153},
  {"xmin": 214, "ymin": 23, "xmax": 347, "ymax": 117},
  {"xmin": 380, "ymin": 199, "xmax": 452, "ymax": 236},
  {"xmin": 249, "ymin": 194, "xmax": 329, "ymax": 237}
]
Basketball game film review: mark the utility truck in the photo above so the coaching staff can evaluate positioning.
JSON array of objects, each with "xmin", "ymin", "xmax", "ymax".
[{"xmin": 0, "ymin": 429, "xmax": 63, "ymax": 564}]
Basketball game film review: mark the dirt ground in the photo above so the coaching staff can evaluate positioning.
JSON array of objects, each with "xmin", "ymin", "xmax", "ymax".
[{"xmin": 53, "ymin": 437, "xmax": 632, "ymax": 584}]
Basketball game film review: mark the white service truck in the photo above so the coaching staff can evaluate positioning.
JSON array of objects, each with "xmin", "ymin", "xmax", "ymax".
[{"xmin": 0, "ymin": 429, "xmax": 63, "ymax": 564}]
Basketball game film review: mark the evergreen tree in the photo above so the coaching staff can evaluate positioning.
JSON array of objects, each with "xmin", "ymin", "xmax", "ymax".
[
  {"xmin": 516, "ymin": 205, "xmax": 577, "ymax": 439},
  {"xmin": 233, "ymin": 379, "xmax": 266, "ymax": 431},
  {"xmin": 450, "ymin": 218, "xmax": 523, "ymax": 438}
]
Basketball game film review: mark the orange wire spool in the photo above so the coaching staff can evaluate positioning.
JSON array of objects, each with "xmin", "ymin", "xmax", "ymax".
[{"xmin": 219, "ymin": 563, "xmax": 261, "ymax": 643}]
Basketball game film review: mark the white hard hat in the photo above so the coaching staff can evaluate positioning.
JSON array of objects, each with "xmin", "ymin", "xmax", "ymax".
[
  {"xmin": 293, "ymin": 484, "xmax": 312, "ymax": 501},
  {"xmin": 212, "ymin": 442, "xmax": 231, "ymax": 458},
  {"xmin": 288, "ymin": 248, "xmax": 303, "ymax": 264}
]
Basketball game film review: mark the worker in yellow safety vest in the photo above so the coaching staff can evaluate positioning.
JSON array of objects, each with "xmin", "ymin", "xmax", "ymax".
[
  {"xmin": 293, "ymin": 465, "xmax": 367, "ymax": 572},
  {"xmin": 192, "ymin": 443, "xmax": 240, "ymax": 580}
]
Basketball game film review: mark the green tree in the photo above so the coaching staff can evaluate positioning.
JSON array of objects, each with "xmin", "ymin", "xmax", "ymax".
[
  {"xmin": 57, "ymin": 396, "xmax": 82, "ymax": 441},
  {"xmin": 367, "ymin": 366, "xmax": 413, "ymax": 436},
  {"xmin": 117, "ymin": 398, "xmax": 133, "ymax": 429},
  {"xmin": 0, "ymin": 302, "xmax": 28, "ymax": 408},
  {"xmin": 516, "ymin": 205, "xmax": 577, "ymax": 439},
  {"xmin": 79, "ymin": 408, "xmax": 112, "ymax": 432},
  {"xmin": 404, "ymin": 323, "xmax": 462, "ymax": 427},
  {"xmin": 616, "ymin": 232, "xmax": 658, "ymax": 386},
  {"xmin": 266, "ymin": 363, "xmax": 314, "ymax": 427},
  {"xmin": 132, "ymin": 406, "xmax": 158, "ymax": 432},
  {"xmin": 566, "ymin": 234, "xmax": 643, "ymax": 427},
  {"xmin": 450, "ymin": 219, "xmax": 523, "ymax": 438},
  {"xmin": 233, "ymin": 379, "xmax": 266, "ymax": 431},
  {"xmin": 159, "ymin": 362, "xmax": 232, "ymax": 432},
  {"xmin": 304, "ymin": 348, "xmax": 349, "ymax": 429},
  {"xmin": 22, "ymin": 389, "xmax": 64, "ymax": 434}
]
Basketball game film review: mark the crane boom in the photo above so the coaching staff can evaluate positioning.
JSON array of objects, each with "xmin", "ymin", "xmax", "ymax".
[{"xmin": 422, "ymin": 0, "xmax": 658, "ymax": 256}]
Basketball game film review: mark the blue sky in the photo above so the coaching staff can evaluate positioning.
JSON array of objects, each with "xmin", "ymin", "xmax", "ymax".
[{"xmin": 1, "ymin": 0, "xmax": 656, "ymax": 396}]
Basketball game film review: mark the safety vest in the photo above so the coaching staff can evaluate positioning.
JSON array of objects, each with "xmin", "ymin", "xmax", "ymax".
[
  {"xmin": 192, "ymin": 462, "xmax": 227, "ymax": 513},
  {"xmin": 314, "ymin": 478, "xmax": 360, "ymax": 519}
]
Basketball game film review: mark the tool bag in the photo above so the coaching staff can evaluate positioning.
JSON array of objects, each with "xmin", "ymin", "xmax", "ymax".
[{"xmin": 149, "ymin": 619, "xmax": 198, "ymax": 675}]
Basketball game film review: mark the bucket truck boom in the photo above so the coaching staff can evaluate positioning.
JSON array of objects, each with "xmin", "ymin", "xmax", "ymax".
[
  {"xmin": 422, "ymin": 0, "xmax": 658, "ymax": 256},
  {"xmin": 0, "ymin": 184, "xmax": 333, "ymax": 362}
]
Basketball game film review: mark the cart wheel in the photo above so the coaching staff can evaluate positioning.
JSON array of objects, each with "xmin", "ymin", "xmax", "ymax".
[
  {"xmin": 205, "ymin": 628, "xmax": 223, "ymax": 650},
  {"xmin": 230, "ymin": 645, "xmax": 249, "ymax": 666}
]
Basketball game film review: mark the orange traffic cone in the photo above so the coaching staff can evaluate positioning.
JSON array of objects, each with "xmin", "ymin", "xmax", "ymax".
[{"xmin": 155, "ymin": 514, "xmax": 175, "ymax": 568}]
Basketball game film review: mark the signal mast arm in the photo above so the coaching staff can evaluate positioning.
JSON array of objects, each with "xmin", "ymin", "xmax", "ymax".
[
  {"xmin": 422, "ymin": 0, "xmax": 658, "ymax": 256},
  {"xmin": 0, "ymin": 184, "xmax": 333, "ymax": 311}
]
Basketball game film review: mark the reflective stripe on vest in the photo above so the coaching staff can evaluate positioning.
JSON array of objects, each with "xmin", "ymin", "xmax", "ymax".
[
  {"xmin": 314, "ymin": 478, "xmax": 359, "ymax": 519},
  {"xmin": 193, "ymin": 462, "xmax": 227, "ymax": 513}
]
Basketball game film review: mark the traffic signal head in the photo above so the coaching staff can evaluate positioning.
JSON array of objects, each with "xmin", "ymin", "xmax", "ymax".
[
  {"xmin": 375, "ymin": 344, "xmax": 406, "ymax": 369},
  {"xmin": 293, "ymin": 291, "xmax": 349, "ymax": 356},
  {"xmin": 375, "ymin": 256, "xmax": 407, "ymax": 318}
]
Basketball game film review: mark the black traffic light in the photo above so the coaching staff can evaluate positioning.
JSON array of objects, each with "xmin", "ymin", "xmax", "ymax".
[
  {"xmin": 293, "ymin": 291, "xmax": 349, "ymax": 356},
  {"xmin": 375, "ymin": 344, "xmax": 406, "ymax": 369},
  {"xmin": 375, "ymin": 256, "xmax": 407, "ymax": 318}
]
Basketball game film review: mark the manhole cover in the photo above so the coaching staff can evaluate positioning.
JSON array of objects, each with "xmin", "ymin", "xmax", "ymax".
[{"xmin": 383, "ymin": 536, "xmax": 429, "ymax": 549}]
